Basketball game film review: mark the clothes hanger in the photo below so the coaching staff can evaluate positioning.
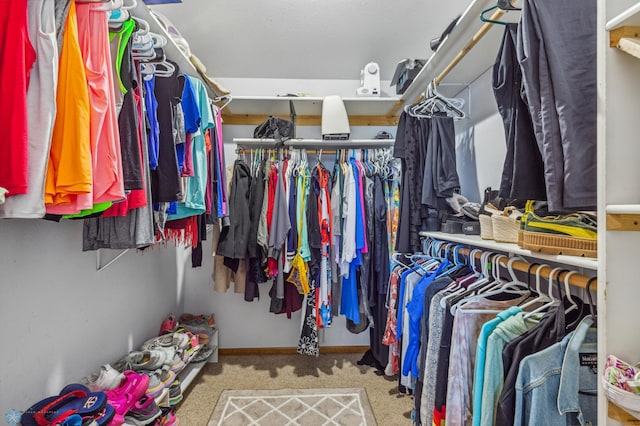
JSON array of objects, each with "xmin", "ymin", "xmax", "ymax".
[
  {"xmin": 520, "ymin": 263, "xmax": 551, "ymax": 310},
  {"xmin": 523, "ymin": 267, "xmax": 564, "ymax": 319},
  {"xmin": 585, "ymin": 277, "xmax": 597, "ymax": 325},
  {"xmin": 441, "ymin": 250, "xmax": 492, "ymax": 308},
  {"xmin": 480, "ymin": 0, "xmax": 521, "ymax": 26},
  {"xmin": 561, "ymin": 271, "xmax": 579, "ymax": 314}
]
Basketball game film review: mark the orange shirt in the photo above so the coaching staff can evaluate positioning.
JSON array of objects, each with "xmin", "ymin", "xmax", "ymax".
[{"xmin": 45, "ymin": 0, "xmax": 92, "ymax": 212}]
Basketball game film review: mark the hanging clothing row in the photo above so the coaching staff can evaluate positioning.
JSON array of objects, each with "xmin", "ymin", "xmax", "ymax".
[
  {"xmin": 491, "ymin": 0, "xmax": 596, "ymax": 212},
  {"xmin": 214, "ymin": 147, "xmax": 402, "ymax": 357},
  {"xmin": 393, "ymin": 108, "xmax": 461, "ymax": 254},
  {"xmin": 0, "ymin": 0, "xmax": 229, "ymax": 264},
  {"xmin": 382, "ymin": 238, "xmax": 597, "ymax": 426}
]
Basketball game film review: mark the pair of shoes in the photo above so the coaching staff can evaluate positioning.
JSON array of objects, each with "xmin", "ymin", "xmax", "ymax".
[
  {"xmin": 125, "ymin": 349, "xmax": 185, "ymax": 374},
  {"xmin": 190, "ymin": 345, "xmax": 214, "ymax": 363},
  {"xmin": 168, "ymin": 380, "xmax": 183, "ymax": 406},
  {"xmin": 519, "ymin": 210, "xmax": 597, "ymax": 257},
  {"xmin": 141, "ymin": 367, "xmax": 176, "ymax": 399},
  {"xmin": 179, "ymin": 313, "xmax": 215, "ymax": 327},
  {"xmin": 105, "ymin": 371, "xmax": 150, "ymax": 426},
  {"xmin": 141, "ymin": 332, "xmax": 190, "ymax": 353},
  {"xmin": 159, "ymin": 314, "xmax": 178, "ymax": 335},
  {"xmin": 84, "ymin": 364, "xmax": 125, "ymax": 392},
  {"xmin": 21, "ymin": 384, "xmax": 112, "ymax": 426},
  {"xmin": 154, "ymin": 408, "xmax": 179, "ymax": 425},
  {"xmin": 124, "ymin": 395, "xmax": 162, "ymax": 426}
]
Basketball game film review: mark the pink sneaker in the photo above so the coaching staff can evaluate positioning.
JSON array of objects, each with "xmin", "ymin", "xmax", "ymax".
[
  {"xmin": 159, "ymin": 314, "xmax": 177, "ymax": 335},
  {"xmin": 105, "ymin": 371, "xmax": 150, "ymax": 424}
]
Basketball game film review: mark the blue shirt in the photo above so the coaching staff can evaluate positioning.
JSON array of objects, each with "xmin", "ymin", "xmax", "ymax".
[
  {"xmin": 403, "ymin": 259, "xmax": 449, "ymax": 377},
  {"xmin": 514, "ymin": 316, "xmax": 597, "ymax": 426},
  {"xmin": 472, "ymin": 306, "xmax": 522, "ymax": 426},
  {"xmin": 143, "ymin": 76, "xmax": 160, "ymax": 170}
]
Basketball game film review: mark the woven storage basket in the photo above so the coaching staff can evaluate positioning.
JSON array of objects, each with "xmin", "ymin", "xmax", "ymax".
[
  {"xmin": 520, "ymin": 230, "xmax": 597, "ymax": 258},
  {"xmin": 479, "ymin": 214, "xmax": 493, "ymax": 240},
  {"xmin": 491, "ymin": 208, "xmax": 521, "ymax": 243}
]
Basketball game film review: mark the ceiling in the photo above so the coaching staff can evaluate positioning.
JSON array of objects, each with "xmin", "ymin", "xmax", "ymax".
[{"xmin": 151, "ymin": 0, "xmax": 471, "ymax": 82}]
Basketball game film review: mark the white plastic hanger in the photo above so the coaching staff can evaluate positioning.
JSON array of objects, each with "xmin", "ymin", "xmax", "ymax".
[
  {"xmin": 520, "ymin": 263, "xmax": 551, "ymax": 310},
  {"xmin": 524, "ymin": 267, "xmax": 564, "ymax": 319},
  {"xmin": 562, "ymin": 271, "xmax": 579, "ymax": 314}
]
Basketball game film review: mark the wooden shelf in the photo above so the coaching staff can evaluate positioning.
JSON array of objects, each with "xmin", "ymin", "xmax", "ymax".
[{"xmin": 419, "ymin": 231, "xmax": 598, "ymax": 270}]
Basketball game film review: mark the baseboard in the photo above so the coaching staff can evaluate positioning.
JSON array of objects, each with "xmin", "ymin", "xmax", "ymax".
[{"xmin": 218, "ymin": 346, "xmax": 369, "ymax": 356}]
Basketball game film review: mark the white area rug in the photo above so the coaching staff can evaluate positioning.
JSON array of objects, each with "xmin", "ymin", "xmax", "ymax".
[{"xmin": 208, "ymin": 388, "xmax": 378, "ymax": 426}]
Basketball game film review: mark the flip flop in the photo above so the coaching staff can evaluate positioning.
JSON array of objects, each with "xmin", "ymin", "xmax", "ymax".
[
  {"xmin": 20, "ymin": 396, "xmax": 58, "ymax": 426},
  {"xmin": 34, "ymin": 387, "xmax": 107, "ymax": 425}
]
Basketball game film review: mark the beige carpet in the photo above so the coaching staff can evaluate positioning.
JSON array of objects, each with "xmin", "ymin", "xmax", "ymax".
[
  {"xmin": 177, "ymin": 353, "xmax": 413, "ymax": 425},
  {"xmin": 208, "ymin": 388, "xmax": 376, "ymax": 425}
]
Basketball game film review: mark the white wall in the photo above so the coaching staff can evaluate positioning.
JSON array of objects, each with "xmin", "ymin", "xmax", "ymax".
[
  {"xmin": 455, "ymin": 68, "xmax": 505, "ymax": 203},
  {"xmin": 0, "ymin": 219, "xmax": 183, "ymax": 416}
]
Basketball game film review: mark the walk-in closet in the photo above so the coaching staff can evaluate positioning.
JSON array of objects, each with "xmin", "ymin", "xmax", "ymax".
[{"xmin": 0, "ymin": 0, "xmax": 632, "ymax": 424}]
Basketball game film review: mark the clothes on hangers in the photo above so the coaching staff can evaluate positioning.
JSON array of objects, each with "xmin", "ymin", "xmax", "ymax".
[
  {"xmin": 393, "ymin": 111, "xmax": 460, "ymax": 253},
  {"xmin": 493, "ymin": 23, "xmax": 546, "ymax": 201},
  {"xmin": 215, "ymin": 148, "xmax": 400, "ymax": 354},
  {"xmin": 0, "ymin": 0, "xmax": 57, "ymax": 219},
  {"xmin": 517, "ymin": 0, "xmax": 596, "ymax": 212},
  {"xmin": 387, "ymin": 239, "xmax": 598, "ymax": 425}
]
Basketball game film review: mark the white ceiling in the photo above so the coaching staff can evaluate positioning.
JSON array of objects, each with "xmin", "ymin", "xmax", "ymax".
[{"xmin": 151, "ymin": 0, "xmax": 471, "ymax": 82}]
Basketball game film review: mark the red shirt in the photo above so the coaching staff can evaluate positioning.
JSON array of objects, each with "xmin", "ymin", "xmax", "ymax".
[{"xmin": 0, "ymin": 0, "xmax": 36, "ymax": 196}]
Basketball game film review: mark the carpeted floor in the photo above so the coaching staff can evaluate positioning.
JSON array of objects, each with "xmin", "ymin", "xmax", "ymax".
[{"xmin": 176, "ymin": 352, "xmax": 413, "ymax": 425}]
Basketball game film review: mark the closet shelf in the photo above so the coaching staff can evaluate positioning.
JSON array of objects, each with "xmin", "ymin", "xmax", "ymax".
[
  {"xmin": 609, "ymin": 26, "xmax": 640, "ymax": 59},
  {"xmin": 395, "ymin": 0, "xmax": 518, "ymax": 110},
  {"xmin": 284, "ymin": 139, "xmax": 395, "ymax": 149},
  {"xmin": 131, "ymin": 2, "xmax": 199, "ymax": 79},
  {"xmin": 223, "ymin": 96, "xmax": 401, "ymax": 126},
  {"xmin": 233, "ymin": 138, "xmax": 395, "ymax": 149},
  {"xmin": 179, "ymin": 361, "xmax": 206, "ymax": 393},
  {"xmin": 419, "ymin": 231, "xmax": 598, "ymax": 270}
]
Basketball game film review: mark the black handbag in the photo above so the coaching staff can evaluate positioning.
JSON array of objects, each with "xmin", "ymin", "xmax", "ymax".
[
  {"xmin": 253, "ymin": 100, "xmax": 296, "ymax": 142},
  {"xmin": 253, "ymin": 116, "xmax": 294, "ymax": 141}
]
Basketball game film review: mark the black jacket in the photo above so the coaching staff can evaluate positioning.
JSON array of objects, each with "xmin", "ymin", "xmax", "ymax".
[{"xmin": 217, "ymin": 160, "xmax": 252, "ymax": 259}]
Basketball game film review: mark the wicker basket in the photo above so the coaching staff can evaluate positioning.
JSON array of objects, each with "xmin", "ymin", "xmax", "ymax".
[
  {"xmin": 520, "ymin": 230, "xmax": 597, "ymax": 258},
  {"xmin": 491, "ymin": 208, "xmax": 521, "ymax": 243},
  {"xmin": 479, "ymin": 214, "xmax": 493, "ymax": 240}
]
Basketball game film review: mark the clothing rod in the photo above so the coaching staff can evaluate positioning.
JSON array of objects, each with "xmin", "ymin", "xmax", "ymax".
[
  {"xmin": 434, "ymin": 243, "xmax": 597, "ymax": 290},
  {"xmin": 235, "ymin": 148, "xmax": 387, "ymax": 155},
  {"xmin": 434, "ymin": 9, "xmax": 504, "ymax": 86}
]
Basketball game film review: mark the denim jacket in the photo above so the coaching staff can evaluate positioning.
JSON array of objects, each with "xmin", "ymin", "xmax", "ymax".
[{"xmin": 514, "ymin": 316, "xmax": 597, "ymax": 426}]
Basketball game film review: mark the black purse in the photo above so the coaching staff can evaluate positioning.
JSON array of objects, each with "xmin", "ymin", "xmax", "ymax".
[
  {"xmin": 253, "ymin": 116, "xmax": 294, "ymax": 141},
  {"xmin": 253, "ymin": 100, "xmax": 296, "ymax": 142}
]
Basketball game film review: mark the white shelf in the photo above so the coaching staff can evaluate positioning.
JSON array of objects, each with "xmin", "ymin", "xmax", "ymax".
[
  {"xmin": 400, "ymin": 0, "xmax": 518, "ymax": 102},
  {"xmin": 131, "ymin": 2, "xmax": 199, "ymax": 79},
  {"xmin": 227, "ymin": 96, "xmax": 400, "ymax": 117},
  {"xmin": 419, "ymin": 231, "xmax": 598, "ymax": 270},
  {"xmin": 606, "ymin": 1, "xmax": 640, "ymax": 30},
  {"xmin": 284, "ymin": 139, "xmax": 394, "ymax": 149},
  {"xmin": 233, "ymin": 138, "xmax": 395, "ymax": 149},
  {"xmin": 178, "ymin": 360, "xmax": 206, "ymax": 393}
]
